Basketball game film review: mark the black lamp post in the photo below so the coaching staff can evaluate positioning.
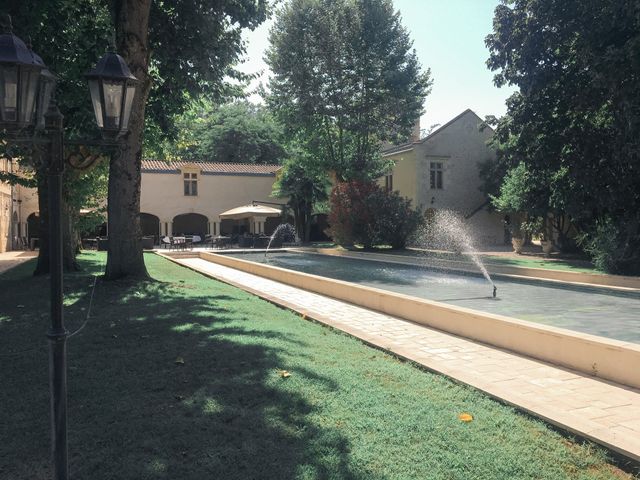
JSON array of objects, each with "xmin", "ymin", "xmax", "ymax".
[
  {"xmin": 0, "ymin": 21, "xmax": 43, "ymax": 131},
  {"xmin": 1, "ymin": 15, "xmax": 137, "ymax": 480},
  {"xmin": 86, "ymin": 52, "xmax": 138, "ymax": 139}
]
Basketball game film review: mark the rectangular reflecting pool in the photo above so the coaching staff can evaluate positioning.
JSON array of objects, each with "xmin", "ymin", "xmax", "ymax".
[{"xmin": 226, "ymin": 251, "xmax": 640, "ymax": 344}]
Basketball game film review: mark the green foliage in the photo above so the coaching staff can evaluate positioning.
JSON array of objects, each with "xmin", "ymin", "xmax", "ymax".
[
  {"xmin": 327, "ymin": 181, "xmax": 422, "ymax": 249},
  {"xmin": 144, "ymin": 0, "xmax": 270, "ymax": 144},
  {"xmin": 577, "ymin": 216, "xmax": 640, "ymax": 275},
  {"xmin": 267, "ymin": 0, "xmax": 432, "ymax": 181},
  {"xmin": 272, "ymin": 150, "xmax": 330, "ymax": 242},
  {"xmin": 65, "ymin": 158, "xmax": 109, "ymax": 236},
  {"xmin": 485, "ymin": 0, "xmax": 640, "ymax": 272},
  {"xmin": 149, "ymin": 101, "xmax": 288, "ymax": 164},
  {"xmin": 491, "ymin": 162, "xmax": 534, "ymax": 214}
]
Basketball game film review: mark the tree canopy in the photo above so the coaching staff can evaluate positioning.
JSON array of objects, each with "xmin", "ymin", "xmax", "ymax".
[
  {"xmin": 266, "ymin": 0, "xmax": 432, "ymax": 181},
  {"xmin": 485, "ymin": 0, "xmax": 640, "ymax": 272},
  {"xmin": 5, "ymin": 0, "xmax": 270, "ymax": 278},
  {"xmin": 150, "ymin": 101, "xmax": 288, "ymax": 164}
]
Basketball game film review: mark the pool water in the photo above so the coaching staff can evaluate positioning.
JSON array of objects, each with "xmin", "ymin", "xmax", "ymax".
[{"xmin": 227, "ymin": 252, "xmax": 640, "ymax": 344}]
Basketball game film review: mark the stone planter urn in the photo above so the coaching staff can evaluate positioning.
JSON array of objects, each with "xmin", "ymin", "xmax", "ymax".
[
  {"xmin": 541, "ymin": 240, "xmax": 554, "ymax": 255},
  {"xmin": 512, "ymin": 237, "xmax": 525, "ymax": 254}
]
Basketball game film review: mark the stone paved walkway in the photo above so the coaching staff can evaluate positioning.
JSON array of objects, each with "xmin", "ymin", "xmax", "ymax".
[
  {"xmin": 0, "ymin": 250, "xmax": 37, "ymax": 275},
  {"xmin": 173, "ymin": 256, "xmax": 640, "ymax": 462}
]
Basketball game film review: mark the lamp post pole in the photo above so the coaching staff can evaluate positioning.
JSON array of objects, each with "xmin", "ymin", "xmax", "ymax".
[
  {"xmin": 1, "ymin": 15, "xmax": 137, "ymax": 478},
  {"xmin": 44, "ymin": 96, "xmax": 68, "ymax": 480}
]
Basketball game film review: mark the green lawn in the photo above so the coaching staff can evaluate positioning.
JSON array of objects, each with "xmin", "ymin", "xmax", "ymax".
[{"xmin": 0, "ymin": 252, "xmax": 636, "ymax": 479}]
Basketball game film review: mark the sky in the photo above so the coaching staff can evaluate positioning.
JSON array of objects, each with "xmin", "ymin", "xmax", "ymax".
[{"xmin": 236, "ymin": 0, "xmax": 516, "ymax": 131}]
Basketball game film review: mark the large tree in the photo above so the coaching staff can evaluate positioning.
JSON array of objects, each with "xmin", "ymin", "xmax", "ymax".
[
  {"xmin": 6, "ymin": 0, "xmax": 269, "ymax": 279},
  {"xmin": 3, "ymin": 0, "xmax": 113, "ymax": 274},
  {"xmin": 106, "ymin": 0, "xmax": 268, "ymax": 279},
  {"xmin": 272, "ymin": 148, "xmax": 329, "ymax": 242},
  {"xmin": 485, "ymin": 0, "xmax": 640, "ymax": 273},
  {"xmin": 266, "ymin": 0, "xmax": 432, "ymax": 181}
]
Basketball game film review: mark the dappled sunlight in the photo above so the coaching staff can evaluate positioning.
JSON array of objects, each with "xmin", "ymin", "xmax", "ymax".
[
  {"xmin": 1, "ymin": 252, "xmax": 634, "ymax": 479},
  {"xmin": 1, "ymin": 252, "xmax": 372, "ymax": 479}
]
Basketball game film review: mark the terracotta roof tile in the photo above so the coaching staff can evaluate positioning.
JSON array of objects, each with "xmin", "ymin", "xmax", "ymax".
[{"xmin": 142, "ymin": 160, "xmax": 281, "ymax": 175}]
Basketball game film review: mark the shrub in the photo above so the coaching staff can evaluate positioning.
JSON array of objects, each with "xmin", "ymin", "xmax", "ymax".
[
  {"xmin": 327, "ymin": 181, "xmax": 422, "ymax": 249},
  {"xmin": 577, "ymin": 216, "xmax": 640, "ymax": 274}
]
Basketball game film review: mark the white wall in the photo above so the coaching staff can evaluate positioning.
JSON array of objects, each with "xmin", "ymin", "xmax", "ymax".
[{"xmin": 140, "ymin": 171, "xmax": 285, "ymax": 236}]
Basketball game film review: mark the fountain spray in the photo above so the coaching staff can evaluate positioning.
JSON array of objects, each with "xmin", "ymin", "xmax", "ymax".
[{"xmin": 265, "ymin": 223, "xmax": 296, "ymax": 258}]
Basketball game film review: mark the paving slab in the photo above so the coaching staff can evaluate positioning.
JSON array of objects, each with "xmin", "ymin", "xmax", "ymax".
[
  {"xmin": 170, "ymin": 255, "xmax": 640, "ymax": 462},
  {"xmin": 0, "ymin": 250, "xmax": 37, "ymax": 275}
]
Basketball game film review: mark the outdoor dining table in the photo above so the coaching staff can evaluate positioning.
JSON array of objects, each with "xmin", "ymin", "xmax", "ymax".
[{"xmin": 212, "ymin": 235, "xmax": 231, "ymax": 249}]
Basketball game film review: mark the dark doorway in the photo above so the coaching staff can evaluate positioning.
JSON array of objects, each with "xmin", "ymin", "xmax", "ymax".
[
  {"xmin": 140, "ymin": 213, "xmax": 160, "ymax": 244},
  {"xmin": 173, "ymin": 213, "xmax": 208, "ymax": 238}
]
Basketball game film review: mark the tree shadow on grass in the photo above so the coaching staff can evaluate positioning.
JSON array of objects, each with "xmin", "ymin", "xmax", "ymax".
[{"xmin": 0, "ymin": 257, "xmax": 382, "ymax": 480}]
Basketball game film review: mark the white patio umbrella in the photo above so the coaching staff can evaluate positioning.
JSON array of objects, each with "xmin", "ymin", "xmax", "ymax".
[{"xmin": 218, "ymin": 204, "xmax": 282, "ymax": 220}]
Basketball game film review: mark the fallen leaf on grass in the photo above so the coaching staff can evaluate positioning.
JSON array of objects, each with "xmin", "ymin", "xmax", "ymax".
[
  {"xmin": 458, "ymin": 413, "xmax": 473, "ymax": 422},
  {"xmin": 276, "ymin": 369, "xmax": 291, "ymax": 378},
  {"xmin": 175, "ymin": 356, "xmax": 185, "ymax": 365}
]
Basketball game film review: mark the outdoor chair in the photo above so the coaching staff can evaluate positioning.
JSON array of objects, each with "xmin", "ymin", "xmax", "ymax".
[
  {"xmin": 173, "ymin": 236, "xmax": 187, "ymax": 251},
  {"xmin": 161, "ymin": 236, "xmax": 172, "ymax": 249}
]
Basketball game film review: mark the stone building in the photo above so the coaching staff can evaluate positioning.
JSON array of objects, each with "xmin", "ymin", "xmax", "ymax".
[
  {"xmin": 381, "ymin": 109, "xmax": 505, "ymax": 245},
  {"xmin": 140, "ymin": 160, "xmax": 285, "ymax": 240},
  {"xmin": 0, "ymin": 159, "xmax": 39, "ymax": 253}
]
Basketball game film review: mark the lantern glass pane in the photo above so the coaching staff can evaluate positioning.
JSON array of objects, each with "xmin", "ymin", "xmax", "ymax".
[
  {"xmin": 88, "ymin": 79, "xmax": 103, "ymax": 128},
  {"xmin": 121, "ymin": 84, "xmax": 136, "ymax": 130},
  {"xmin": 0, "ymin": 66, "xmax": 18, "ymax": 122},
  {"xmin": 19, "ymin": 68, "xmax": 40, "ymax": 125},
  {"xmin": 103, "ymin": 80, "xmax": 123, "ymax": 130},
  {"xmin": 37, "ymin": 77, "xmax": 55, "ymax": 128}
]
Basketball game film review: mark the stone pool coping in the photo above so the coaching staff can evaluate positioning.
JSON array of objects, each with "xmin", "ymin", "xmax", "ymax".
[
  {"xmin": 301, "ymin": 247, "xmax": 640, "ymax": 293},
  {"xmin": 189, "ymin": 250, "xmax": 640, "ymax": 390}
]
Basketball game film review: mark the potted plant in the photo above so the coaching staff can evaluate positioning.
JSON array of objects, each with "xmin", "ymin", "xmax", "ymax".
[{"xmin": 510, "ymin": 217, "xmax": 525, "ymax": 254}]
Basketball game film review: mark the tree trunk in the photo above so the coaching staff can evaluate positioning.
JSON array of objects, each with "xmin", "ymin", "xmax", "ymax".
[
  {"xmin": 303, "ymin": 203, "xmax": 312, "ymax": 243},
  {"xmin": 61, "ymin": 198, "xmax": 80, "ymax": 271},
  {"xmin": 104, "ymin": 0, "xmax": 152, "ymax": 280}
]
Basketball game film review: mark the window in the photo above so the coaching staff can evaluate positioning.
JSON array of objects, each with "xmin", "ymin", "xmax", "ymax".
[
  {"xmin": 384, "ymin": 174, "xmax": 393, "ymax": 192},
  {"xmin": 430, "ymin": 162, "xmax": 443, "ymax": 189},
  {"xmin": 183, "ymin": 172, "xmax": 198, "ymax": 196}
]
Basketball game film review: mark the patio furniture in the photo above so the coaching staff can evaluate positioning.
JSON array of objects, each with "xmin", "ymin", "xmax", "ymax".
[
  {"xmin": 97, "ymin": 237, "xmax": 109, "ymax": 251},
  {"xmin": 161, "ymin": 236, "xmax": 172, "ymax": 249},
  {"xmin": 238, "ymin": 235, "xmax": 253, "ymax": 248},
  {"xmin": 141, "ymin": 236, "xmax": 155, "ymax": 250},
  {"xmin": 213, "ymin": 235, "xmax": 231, "ymax": 249},
  {"xmin": 172, "ymin": 236, "xmax": 187, "ymax": 251},
  {"xmin": 82, "ymin": 238, "xmax": 98, "ymax": 250}
]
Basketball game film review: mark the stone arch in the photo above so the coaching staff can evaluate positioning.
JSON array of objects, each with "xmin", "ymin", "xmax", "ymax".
[
  {"xmin": 140, "ymin": 212, "xmax": 160, "ymax": 243},
  {"xmin": 172, "ymin": 213, "xmax": 208, "ymax": 238},
  {"xmin": 27, "ymin": 212, "xmax": 40, "ymax": 240}
]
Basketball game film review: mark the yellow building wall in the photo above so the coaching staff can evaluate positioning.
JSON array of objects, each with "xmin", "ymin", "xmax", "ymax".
[
  {"xmin": 378, "ymin": 149, "xmax": 418, "ymax": 206},
  {"xmin": 0, "ymin": 182, "xmax": 10, "ymax": 253}
]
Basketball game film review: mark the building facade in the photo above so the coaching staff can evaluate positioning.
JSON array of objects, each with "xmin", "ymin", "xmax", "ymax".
[
  {"xmin": 0, "ymin": 159, "xmax": 39, "ymax": 253},
  {"xmin": 140, "ymin": 160, "xmax": 285, "ymax": 239},
  {"xmin": 381, "ymin": 109, "xmax": 505, "ymax": 246}
]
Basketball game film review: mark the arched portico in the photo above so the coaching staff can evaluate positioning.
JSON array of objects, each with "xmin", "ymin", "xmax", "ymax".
[
  {"xmin": 140, "ymin": 213, "xmax": 161, "ymax": 243},
  {"xmin": 172, "ymin": 213, "xmax": 208, "ymax": 238}
]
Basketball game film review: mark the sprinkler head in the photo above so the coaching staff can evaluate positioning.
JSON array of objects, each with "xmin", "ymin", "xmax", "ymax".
[{"xmin": 492, "ymin": 285, "xmax": 497, "ymax": 298}]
